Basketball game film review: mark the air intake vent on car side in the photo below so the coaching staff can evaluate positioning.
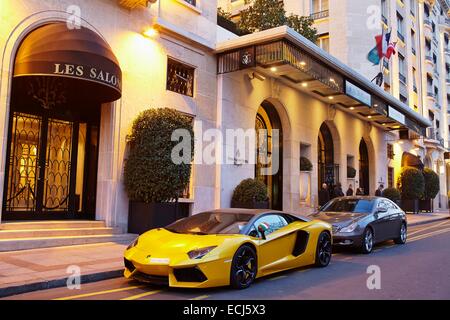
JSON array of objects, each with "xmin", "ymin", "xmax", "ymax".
[
  {"xmin": 124, "ymin": 258, "xmax": 136, "ymax": 272},
  {"xmin": 292, "ymin": 230, "xmax": 309, "ymax": 256}
]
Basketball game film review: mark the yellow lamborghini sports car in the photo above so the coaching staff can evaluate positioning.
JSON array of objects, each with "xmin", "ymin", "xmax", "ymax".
[{"xmin": 124, "ymin": 209, "xmax": 332, "ymax": 289}]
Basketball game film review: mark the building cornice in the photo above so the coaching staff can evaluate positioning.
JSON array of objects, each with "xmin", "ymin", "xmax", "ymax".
[{"xmin": 216, "ymin": 26, "xmax": 432, "ymax": 130}]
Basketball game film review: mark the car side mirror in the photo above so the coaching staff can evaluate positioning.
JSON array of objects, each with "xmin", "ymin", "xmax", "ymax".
[
  {"xmin": 257, "ymin": 223, "xmax": 268, "ymax": 240},
  {"xmin": 377, "ymin": 207, "xmax": 387, "ymax": 213},
  {"xmin": 248, "ymin": 230, "xmax": 258, "ymax": 238}
]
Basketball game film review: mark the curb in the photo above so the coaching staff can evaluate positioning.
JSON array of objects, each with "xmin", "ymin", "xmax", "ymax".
[
  {"xmin": 0, "ymin": 269, "xmax": 123, "ymax": 299},
  {"xmin": 408, "ymin": 216, "xmax": 449, "ymax": 227}
]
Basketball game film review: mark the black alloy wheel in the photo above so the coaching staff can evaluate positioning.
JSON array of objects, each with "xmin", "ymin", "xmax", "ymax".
[
  {"xmin": 230, "ymin": 245, "xmax": 257, "ymax": 289},
  {"xmin": 315, "ymin": 231, "xmax": 332, "ymax": 267}
]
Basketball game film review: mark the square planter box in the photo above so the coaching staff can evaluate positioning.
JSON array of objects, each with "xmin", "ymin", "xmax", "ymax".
[
  {"xmin": 128, "ymin": 201, "xmax": 190, "ymax": 234},
  {"xmin": 400, "ymin": 199, "xmax": 419, "ymax": 214},
  {"xmin": 419, "ymin": 199, "xmax": 433, "ymax": 213}
]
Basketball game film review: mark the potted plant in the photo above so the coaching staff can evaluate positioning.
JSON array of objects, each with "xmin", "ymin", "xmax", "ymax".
[
  {"xmin": 419, "ymin": 168, "xmax": 439, "ymax": 212},
  {"xmin": 397, "ymin": 166, "xmax": 425, "ymax": 214},
  {"xmin": 231, "ymin": 178, "xmax": 269, "ymax": 209},
  {"xmin": 124, "ymin": 108, "xmax": 194, "ymax": 234},
  {"xmin": 381, "ymin": 187, "xmax": 401, "ymax": 205},
  {"xmin": 347, "ymin": 166, "xmax": 357, "ymax": 179},
  {"xmin": 300, "ymin": 156, "xmax": 313, "ymax": 172}
]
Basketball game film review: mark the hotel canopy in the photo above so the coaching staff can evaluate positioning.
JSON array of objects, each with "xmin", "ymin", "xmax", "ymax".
[{"xmin": 216, "ymin": 26, "xmax": 432, "ymax": 137}]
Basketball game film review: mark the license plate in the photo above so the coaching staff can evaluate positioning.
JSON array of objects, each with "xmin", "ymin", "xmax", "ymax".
[{"xmin": 149, "ymin": 257, "xmax": 170, "ymax": 264}]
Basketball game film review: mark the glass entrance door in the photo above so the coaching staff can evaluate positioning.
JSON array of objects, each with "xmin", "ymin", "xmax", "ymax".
[{"xmin": 3, "ymin": 112, "xmax": 98, "ymax": 220}]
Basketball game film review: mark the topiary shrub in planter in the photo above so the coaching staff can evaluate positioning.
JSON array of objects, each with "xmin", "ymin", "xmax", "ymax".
[
  {"xmin": 231, "ymin": 178, "xmax": 269, "ymax": 209},
  {"xmin": 420, "ymin": 168, "xmax": 440, "ymax": 212},
  {"xmin": 300, "ymin": 157, "xmax": 313, "ymax": 171},
  {"xmin": 124, "ymin": 108, "xmax": 194, "ymax": 234},
  {"xmin": 398, "ymin": 166, "xmax": 425, "ymax": 214},
  {"xmin": 382, "ymin": 187, "xmax": 401, "ymax": 204},
  {"xmin": 347, "ymin": 166, "xmax": 357, "ymax": 179}
]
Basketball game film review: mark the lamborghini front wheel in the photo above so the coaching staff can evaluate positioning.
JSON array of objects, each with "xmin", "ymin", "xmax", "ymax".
[
  {"xmin": 315, "ymin": 231, "xmax": 332, "ymax": 267},
  {"xmin": 230, "ymin": 245, "xmax": 257, "ymax": 289}
]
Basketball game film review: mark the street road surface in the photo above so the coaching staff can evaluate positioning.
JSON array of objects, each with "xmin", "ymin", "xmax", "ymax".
[{"xmin": 4, "ymin": 218, "xmax": 450, "ymax": 300}]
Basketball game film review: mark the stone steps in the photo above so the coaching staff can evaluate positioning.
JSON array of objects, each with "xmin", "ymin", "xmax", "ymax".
[
  {"xmin": 0, "ymin": 227, "xmax": 122, "ymax": 239},
  {"xmin": 0, "ymin": 220, "xmax": 106, "ymax": 230},
  {"xmin": 0, "ymin": 220, "xmax": 136, "ymax": 252},
  {"xmin": 0, "ymin": 234, "xmax": 137, "ymax": 252}
]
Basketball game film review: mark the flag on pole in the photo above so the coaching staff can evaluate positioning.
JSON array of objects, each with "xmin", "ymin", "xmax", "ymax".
[
  {"xmin": 367, "ymin": 46, "xmax": 381, "ymax": 65},
  {"xmin": 367, "ymin": 32, "xmax": 384, "ymax": 65},
  {"xmin": 382, "ymin": 31, "xmax": 392, "ymax": 57},
  {"xmin": 385, "ymin": 41, "xmax": 397, "ymax": 59}
]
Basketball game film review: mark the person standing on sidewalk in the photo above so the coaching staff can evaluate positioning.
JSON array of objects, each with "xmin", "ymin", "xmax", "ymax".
[
  {"xmin": 318, "ymin": 183, "xmax": 330, "ymax": 207},
  {"xmin": 375, "ymin": 184, "xmax": 384, "ymax": 197},
  {"xmin": 346, "ymin": 184, "xmax": 354, "ymax": 196},
  {"xmin": 333, "ymin": 182, "xmax": 345, "ymax": 198}
]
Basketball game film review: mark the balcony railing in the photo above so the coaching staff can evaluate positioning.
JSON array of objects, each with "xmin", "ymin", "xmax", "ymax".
[
  {"xmin": 399, "ymin": 73, "xmax": 406, "ymax": 83},
  {"xmin": 310, "ymin": 10, "xmax": 330, "ymax": 20},
  {"xmin": 424, "ymin": 19, "xmax": 432, "ymax": 27},
  {"xmin": 381, "ymin": 14, "xmax": 388, "ymax": 25},
  {"xmin": 427, "ymin": 91, "xmax": 435, "ymax": 98},
  {"xmin": 218, "ymin": 39, "xmax": 344, "ymax": 93},
  {"xmin": 118, "ymin": 0, "xmax": 149, "ymax": 9},
  {"xmin": 426, "ymin": 128, "xmax": 444, "ymax": 147},
  {"xmin": 425, "ymin": 55, "xmax": 434, "ymax": 63},
  {"xmin": 397, "ymin": 32, "xmax": 405, "ymax": 43}
]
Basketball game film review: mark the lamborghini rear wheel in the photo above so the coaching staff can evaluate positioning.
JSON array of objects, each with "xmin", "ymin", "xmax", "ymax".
[
  {"xmin": 230, "ymin": 245, "xmax": 257, "ymax": 289},
  {"xmin": 315, "ymin": 231, "xmax": 332, "ymax": 267}
]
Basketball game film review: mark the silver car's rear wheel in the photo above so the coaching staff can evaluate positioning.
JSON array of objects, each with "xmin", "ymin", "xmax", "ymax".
[{"xmin": 394, "ymin": 223, "xmax": 407, "ymax": 245}]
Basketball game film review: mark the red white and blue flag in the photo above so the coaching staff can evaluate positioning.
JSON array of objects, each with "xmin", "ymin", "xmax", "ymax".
[
  {"xmin": 367, "ymin": 29, "xmax": 396, "ymax": 65},
  {"xmin": 385, "ymin": 41, "xmax": 397, "ymax": 59}
]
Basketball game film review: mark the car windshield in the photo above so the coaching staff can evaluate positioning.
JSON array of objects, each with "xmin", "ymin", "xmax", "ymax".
[
  {"xmin": 321, "ymin": 199, "xmax": 374, "ymax": 214},
  {"xmin": 165, "ymin": 212, "xmax": 254, "ymax": 235}
]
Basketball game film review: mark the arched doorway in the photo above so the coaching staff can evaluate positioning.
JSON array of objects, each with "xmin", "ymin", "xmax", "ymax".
[
  {"xmin": 2, "ymin": 23, "xmax": 121, "ymax": 220},
  {"xmin": 255, "ymin": 101, "xmax": 283, "ymax": 210},
  {"xmin": 318, "ymin": 123, "xmax": 336, "ymax": 195},
  {"xmin": 359, "ymin": 139, "xmax": 370, "ymax": 195}
]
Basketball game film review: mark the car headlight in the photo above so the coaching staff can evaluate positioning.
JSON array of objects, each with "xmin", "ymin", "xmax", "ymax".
[
  {"xmin": 187, "ymin": 246, "xmax": 217, "ymax": 259},
  {"xmin": 339, "ymin": 222, "xmax": 358, "ymax": 233},
  {"xmin": 127, "ymin": 237, "xmax": 139, "ymax": 250}
]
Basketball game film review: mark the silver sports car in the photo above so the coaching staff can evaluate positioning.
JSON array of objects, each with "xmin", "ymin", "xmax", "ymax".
[{"xmin": 311, "ymin": 196, "xmax": 407, "ymax": 254}]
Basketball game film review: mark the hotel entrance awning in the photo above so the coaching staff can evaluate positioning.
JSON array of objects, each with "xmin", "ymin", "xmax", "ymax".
[
  {"xmin": 14, "ymin": 23, "xmax": 122, "ymax": 103},
  {"xmin": 216, "ymin": 26, "xmax": 431, "ymax": 136}
]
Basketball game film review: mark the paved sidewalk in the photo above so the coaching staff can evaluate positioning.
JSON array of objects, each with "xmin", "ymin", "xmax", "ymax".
[
  {"xmin": 406, "ymin": 211, "xmax": 449, "ymax": 226},
  {"xmin": 0, "ymin": 242, "xmax": 129, "ymax": 298}
]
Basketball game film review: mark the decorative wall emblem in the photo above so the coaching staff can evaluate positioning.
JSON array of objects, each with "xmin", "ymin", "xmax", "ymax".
[{"xmin": 239, "ymin": 47, "xmax": 256, "ymax": 69}]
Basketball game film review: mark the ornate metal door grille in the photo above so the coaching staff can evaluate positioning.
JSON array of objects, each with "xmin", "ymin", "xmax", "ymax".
[
  {"xmin": 3, "ymin": 113, "xmax": 81, "ymax": 217},
  {"xmin": 43, "ymin": 119, "xmax": 73, "ymax": 210},
  {"xmin": 5, "ymin": 113, "xmax": 42, "ymax": 211}
]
